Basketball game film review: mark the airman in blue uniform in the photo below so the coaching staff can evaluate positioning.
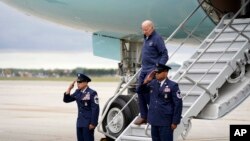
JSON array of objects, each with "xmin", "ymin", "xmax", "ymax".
[
  {"xmin": 137, "ymin": 64, "xmax": 183, "ymax": 141},
  {"xmin": 63, "ymin": 73, "xmax": 99, "ymax": 141},
  {"xmin": 134, "ymin": 20, "xmax": 169, "ymax": 125}
]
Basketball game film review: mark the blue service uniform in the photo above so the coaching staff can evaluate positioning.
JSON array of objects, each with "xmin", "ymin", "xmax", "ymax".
[
  {"xmin": 137, "ymin": 30, "xmax": 169, "ymax": 119},
  {"xmin": 63, "ymin": 87, "xmax": 99, "ymax": 141},
  {"xmin": 138, "ymin": 79, "xmax": 182, "ymax": 141}
]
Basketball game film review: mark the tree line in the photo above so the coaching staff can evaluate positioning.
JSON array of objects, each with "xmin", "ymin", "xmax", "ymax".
[{"xmin": 0, "ymin": 68, "xmax": 118, "ymax": 78}]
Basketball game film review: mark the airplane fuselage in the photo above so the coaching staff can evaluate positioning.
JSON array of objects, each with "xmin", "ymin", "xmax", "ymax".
[{"xmin": 1, "ymin": 0, "xmax": 218, "ymax": 39}]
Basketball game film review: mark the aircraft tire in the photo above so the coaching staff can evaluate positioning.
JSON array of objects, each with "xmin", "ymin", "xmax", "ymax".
[{"xmin": 102, "ymin": 95, "xmax": 139, "ymax": 141}]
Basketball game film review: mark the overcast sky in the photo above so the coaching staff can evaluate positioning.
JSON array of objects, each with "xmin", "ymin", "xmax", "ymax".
[{"xmin": 0, "ymin": 2, "xmax": 118, "ymax": 69}]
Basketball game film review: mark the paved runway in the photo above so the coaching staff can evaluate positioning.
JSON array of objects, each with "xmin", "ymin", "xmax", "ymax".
[{"xmin": 0, "ymin": 80, "xmax": 249, "ymax": 141}]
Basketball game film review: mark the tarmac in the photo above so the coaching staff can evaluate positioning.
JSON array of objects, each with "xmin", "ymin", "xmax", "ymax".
[{"xmin": 0, "ymin": 80, "xmax": 249, "ymax": 141}]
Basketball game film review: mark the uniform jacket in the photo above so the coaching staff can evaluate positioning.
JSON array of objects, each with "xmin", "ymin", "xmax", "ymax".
[
  {"xmin": 63, "ymin": 87, "xmax": 99, "ymax": 127},
  {"xmin": 141, "ymin": 31, "xmax": 169, "ymax": 72},
  {"xmin": 138, "ymin": 78, "xmax": 183, "ymax": 126}
]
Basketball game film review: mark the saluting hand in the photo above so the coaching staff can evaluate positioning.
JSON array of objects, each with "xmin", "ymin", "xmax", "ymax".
[
  {"xmin": 143, "ymin": 70, "xmax": 156, "ymax": 84},
  {"xmin": 66, "ymin": 81, "xmax": 75, "ymax": 94}
]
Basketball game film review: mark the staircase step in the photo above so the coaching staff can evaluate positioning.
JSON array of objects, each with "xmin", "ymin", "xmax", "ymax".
[
  {"xmin": 206, "ymin": 38, "xmax": 247, "ymax": 43},
  {"xmin": 130, "ymin": 131, "xmax": 150, "ymax": 137},
  {"xmin": 212, "ymin": 30, "xmax": 250, "ymax": 39},
  {"xmin": 177, "ymin": 69, "xmax": 219, "ymax": 81},
  {"xmin": 179, "ymin": 79, "xmax": 211, "ymax": 85},
  {"xmin": 192, "ymin": 52, "xmax": 236, "ymax": 61},
  {"xmin": 179, "ymin": 69, "xmax": 221, "ymax": 74},
  {"xmin": 182, "ymin": 94, "xmax": 200, "ymax": 103},
  {"xmin": 214, "ymin": 26, "xmax": 250, "ymax": 33},
  {"xmin": 179, "ymin": 84, "xmax": 208, "ymax": 93},
  {"xmin": 197, "ymin": 48, "xmax": 239, "ymax": 53},
  {"xmin": 182, "ymin": 61, "xmax": 227, "ymax": 70},
  {"xmin": 130, "ymin": 124, "xmax": 151, "ymax": 137},
  {"xmin": 229, "ymin": 24, "xmax": 250, "ymax": 32},
  {"xmin": 183, "ymin": 102, "xmax": 193, "ymax": 107},
  {"xmin": 200, "ymin": 40, "xmax": 245, "ymax": 50},
  {"xmin": 120, "ymin": 135, "xmax": 151, "ymax": 141},
  {"xmin": 130, "ymin": 124, "xmax": 148, "ymax": 128},
  {"xmin": 188, "ymin": 58, "xmax": 229, "ymax": 63},
  {"xmin": 181, "ymin": 73, "xmax": 217, "ymax": 82},
  {"xmin": 216, "ymin": 24, "xmax": 250, "ymax": 32},
  {"xmin": 214, "ymin": 28, "xmax": 250, "ymax": 33},
  {"xmin": 224, "ymin": 18, "xmax": 250, "ymax": 25},
  {"xmin": 182, "ymin": 91, "xmax": 203, "ymax": 96}
]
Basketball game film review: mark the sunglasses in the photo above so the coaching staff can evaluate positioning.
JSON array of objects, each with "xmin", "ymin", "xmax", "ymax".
[
  {"xmin": 155, "ymin": 70, "xmax": 164, "ymax": 74},
  {"xmin": 77, "ymin": 81, "xmax": 85, "ymax": 83}
]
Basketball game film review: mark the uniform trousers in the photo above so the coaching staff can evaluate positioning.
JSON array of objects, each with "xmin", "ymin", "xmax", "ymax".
[
  {"xmin": 77, "ymin": 127, "xmax": 94, "ymax": 141},
  {"xmin": 151, "ymin": 125, "xmax": 173, "ymax": 141}
]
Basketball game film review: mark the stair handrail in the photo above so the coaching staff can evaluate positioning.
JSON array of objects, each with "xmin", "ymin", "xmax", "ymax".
[
  {"xmin": 176, "ymin": 13, "xmax": 250, "ymax": 141},
  {"xmin": 165, "ymin": 0, "xmax": 208, "ymax": 60},
  {"xmin": 170, "ymin": 1, "xmax": 250, "ymax": 139},
  {"xmin": 176, "ymin": 0, "xmax": 250, "ymax": 94},
  {"xmin": 169, "ymin": 12, "xmax": 228, "ymax": 97},
  {"xmin": 165, "ymin": 0, "xmax": 206, "ymax": 44},
  {"xmin": 229, "ymin": 23, "xmax": 250, "ymax": 42},
  {"xmin": 168, "ymin": 14, "xmax": 209, "ymax": 60},
  {"xmin": 183, "ymin": 14, "xmax": 250, "ymax": 101}
]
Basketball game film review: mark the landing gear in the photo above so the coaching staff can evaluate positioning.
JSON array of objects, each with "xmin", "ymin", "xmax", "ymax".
[{"xmin": 102, "ymin": 95, "xmax": 139, "ymax": 141}]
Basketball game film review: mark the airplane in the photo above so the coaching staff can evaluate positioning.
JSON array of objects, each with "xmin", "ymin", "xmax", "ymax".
[
  {"xmin": 1, "ymin": 0, "xmax": 249, "ymax": 141},
  {"xmin": 0, "ymin": 0, "xmax": 225, "ymax": 61}
]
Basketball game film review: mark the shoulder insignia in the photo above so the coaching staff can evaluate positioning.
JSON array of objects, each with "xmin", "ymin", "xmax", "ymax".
[
  {"xmin": 94, "ymin": 95, "xmax": 99, "ymax": 104},
  {"xmin": 176, "ymin": 90, "xmax": 182, "ymax": 99}
]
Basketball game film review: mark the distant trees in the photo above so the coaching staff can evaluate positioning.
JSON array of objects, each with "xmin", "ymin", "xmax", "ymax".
[
  {"xmin": 0, "ymin": 68, "xmax": 118, "ymax": 78},
  {"xmin": 0, "ymin": 64, "xmax": 181, "ymax": 78},
  {"xmin": 72, "ymin": 68, "xmax": 117, "ymax": 76}
]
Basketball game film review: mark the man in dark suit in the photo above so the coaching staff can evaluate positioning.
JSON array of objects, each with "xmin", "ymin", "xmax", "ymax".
[{"xmin": 134, "ymin": 20, "xmax": 169, "ymax": 125}]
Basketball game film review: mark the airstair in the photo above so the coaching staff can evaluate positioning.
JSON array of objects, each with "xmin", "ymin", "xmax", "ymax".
[{"xmin": 115, "ymin": 2, "xmax": 250, "ymax": 141}]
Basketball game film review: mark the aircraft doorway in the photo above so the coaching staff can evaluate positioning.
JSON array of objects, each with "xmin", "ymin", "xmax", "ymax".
[{"xmin": 200, "ymin": 0, "xmax": 250, "ymax": 23}]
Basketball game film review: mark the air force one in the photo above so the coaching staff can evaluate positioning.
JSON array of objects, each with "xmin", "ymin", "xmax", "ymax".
[
  {"xmin": 1, "ymin": 0, "xmax": 250, "ymax": 140},
  {"xmin": 1, "ymin": 0, "xmax": 243, "ymax": 60}
]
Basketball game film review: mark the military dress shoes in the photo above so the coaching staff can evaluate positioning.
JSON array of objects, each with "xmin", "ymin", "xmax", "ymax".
[{"xmin": 134, "ymin": 117, "xmax": 147, "ymax": 125}]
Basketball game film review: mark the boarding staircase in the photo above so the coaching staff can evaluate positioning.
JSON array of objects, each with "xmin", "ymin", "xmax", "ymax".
[
  {"xmin": 96, "ymin": 1, "xmax": 250, "ymax": 140},
  {"xmin": 115, "ymin": 6, "xmax": 250, "ymax": 141}
]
